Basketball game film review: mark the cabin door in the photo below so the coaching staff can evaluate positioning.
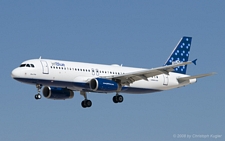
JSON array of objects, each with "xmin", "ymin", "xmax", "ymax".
[
  {"xmin": 40, "ymin": 60, "xmax": 49, "ymax": 74},
  {"xmin": 163, "ymin": 74, "xmax": 169, "ymax": 85}
]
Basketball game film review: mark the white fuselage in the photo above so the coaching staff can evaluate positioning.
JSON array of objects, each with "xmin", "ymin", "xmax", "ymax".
[{"xmin": 11, "ymin": 59, "xmax": 196, "ymax": 94}]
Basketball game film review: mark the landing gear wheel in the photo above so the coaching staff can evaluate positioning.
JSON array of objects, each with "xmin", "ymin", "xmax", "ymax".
[
  {"xmin": 86, "ymin": 100, "xmax": 92, "ymax": 107},
  {"xmin": 81, "ymin": 100, "xmax": 92, "ymax": 108},
  {"xmin": 113, "ymin": 96, "xmax": 118, "ymax": 103},
  {"xmin": 80, "ymin": 91, "xmax": 92, "ymax": 108},
  {"xmin": 35, "ymin": 94, "xmax": 42, "ymax": 100},
  {"xmin": 117, "ymin": 95, "xmax": 123, "ymax": 103},
  {"xmin": 81, "ymin": 101, "xmax": 86, "ymax": 108},
  {"xmin": 113, "ymin": 95, "xmax": 123, "ymax": 103},
  {"xmin": 35, "ymin": 84, "xmax": 42, "ymax": 100}
]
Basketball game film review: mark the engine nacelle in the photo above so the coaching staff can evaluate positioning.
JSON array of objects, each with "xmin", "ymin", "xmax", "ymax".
[
  {"xmin": 42, "ymin": 86, "xmax": 74, "ymax": 100},
  {"xmin": 89, "ymin": 78, "xmax": 118, "ymax": 92}
]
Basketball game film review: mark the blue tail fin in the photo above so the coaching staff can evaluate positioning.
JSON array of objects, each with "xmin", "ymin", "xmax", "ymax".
[{"xmin": 164, "ymin": 36, "xmax": 192, "ymax": 74}]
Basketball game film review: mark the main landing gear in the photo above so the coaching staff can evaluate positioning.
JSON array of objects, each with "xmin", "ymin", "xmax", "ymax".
[
  {"xmin": 113, "ymin": 94, "xmax": 123, "ymax": 103},
  {"xmin": 80, "ymin": 91, "xmax": 92, "ymax": 108},
  {"xmin": 35, "ymin": 84, "xmax": 42, "ymax": 100},
  {"xmin": 112, "ymin": 84, "xmax": 123, "ymax": 103}
]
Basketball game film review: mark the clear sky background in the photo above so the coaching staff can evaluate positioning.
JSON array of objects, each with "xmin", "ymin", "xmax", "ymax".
[{"xmin": 0, "ymin": 1, "xmax": 224, "ymax": 141}]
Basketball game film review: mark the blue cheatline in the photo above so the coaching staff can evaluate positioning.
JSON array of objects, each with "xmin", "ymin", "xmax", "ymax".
[{"xmin": 164, "ymin": 36, "xmax": 192, "ymax": 74}]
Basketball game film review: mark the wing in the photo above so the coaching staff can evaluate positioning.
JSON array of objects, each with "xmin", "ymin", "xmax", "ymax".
[{"xmin": 104, "ymin": 61, "xmax": 193, "ymax": 85}]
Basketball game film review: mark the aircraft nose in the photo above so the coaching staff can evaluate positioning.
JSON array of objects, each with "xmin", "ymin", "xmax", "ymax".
[{"xmin": 11, "ymin": 68, "xmax": 19, "ymax": 78}]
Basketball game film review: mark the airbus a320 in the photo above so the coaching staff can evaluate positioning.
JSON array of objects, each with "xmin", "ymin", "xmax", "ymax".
[{"xmin": 11, "ymin": 37, "xmax": 214, "ymax": 108}]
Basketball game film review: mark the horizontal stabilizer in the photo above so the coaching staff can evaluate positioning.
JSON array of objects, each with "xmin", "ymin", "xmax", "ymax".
[
  {"xmin": 177, "ymin": 72, "xmax": 216, "ymax": 83},
  {"xmin": 192, "ymin": 59, "xmax": 197, "ymax": 65}
]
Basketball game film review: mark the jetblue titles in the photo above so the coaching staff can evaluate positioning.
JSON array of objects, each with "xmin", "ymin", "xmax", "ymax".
[{"xmin": 51, "ymin": 62, "xmax": 65, "ymax": 67}]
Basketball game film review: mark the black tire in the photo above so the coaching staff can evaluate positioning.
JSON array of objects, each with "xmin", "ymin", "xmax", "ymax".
[
  {"xmin": 37, "ymin": 94, "xmax": 42, "ymax": 99},
  {"xmin": 34, "ymin": 94, "xmax": 38, "ymax": 99},
  {"xmin": 35, "ymin": 94, "xmax": 41, "ymax": 100},
  {"xmin": 117, "ymin": 95, "xmax": 123, "ymax": 103},
  {"xmin": 86, "ymin": 100, "xmax": 92, "ymax": 107},
  {"xmin": 81, "ymin": 101, "xmax": 87, "ymax": 108},
  {"xmin": 113, "ymin": 96, "xmax": 118, "ymax": 103}
]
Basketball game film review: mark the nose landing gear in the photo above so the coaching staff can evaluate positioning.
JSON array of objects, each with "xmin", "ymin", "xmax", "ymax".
[
  {"xmin": 35, "ymin": 84, "xmax": 42, "ymax": 100},
  {"xmin": 35, "ymin": 94, "xmax": 42, "ymax": 99}
]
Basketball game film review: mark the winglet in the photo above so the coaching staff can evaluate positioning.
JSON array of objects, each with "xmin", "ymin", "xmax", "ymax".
[{"xmin": 192, "ymin": 59, "xmax": 197, "ymax": 65}]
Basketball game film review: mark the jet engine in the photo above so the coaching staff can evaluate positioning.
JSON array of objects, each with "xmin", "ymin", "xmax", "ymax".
[
  {"xmin": 89, "ymin": 78, "xmax": 119, "ymax": 92},
  {"xmin": 42, "ymin": 86, "xmax": 74, "ymax": 100}
]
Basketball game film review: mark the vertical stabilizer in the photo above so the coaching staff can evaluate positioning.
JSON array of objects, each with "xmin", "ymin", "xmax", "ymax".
[{"xmin": 164, "ymin": 36, "xmax": 192, "ymax": 74}]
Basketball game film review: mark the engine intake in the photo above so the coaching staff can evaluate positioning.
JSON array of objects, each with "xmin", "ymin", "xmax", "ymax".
[
  {"xmin": 42, "ymin": 86, "xmax": 74, "ymax": 100},
  {"xmin": 89, "ymin": 78, "xmax": 118, "ymax": 92}
]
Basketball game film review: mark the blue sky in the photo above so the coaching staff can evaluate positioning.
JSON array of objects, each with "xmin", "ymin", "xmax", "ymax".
[{"xmin": 0, "ymin": 1, "xmax": 224, "ymax": 140}]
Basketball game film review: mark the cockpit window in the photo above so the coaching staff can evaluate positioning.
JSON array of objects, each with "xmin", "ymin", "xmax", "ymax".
[
  {"xmin": 19, "ymin": 64, "xmax": 35, "ymax": 68},
  {"xmin": 20, "ymin": 64, "xmax": 26, "ymax": 67}
]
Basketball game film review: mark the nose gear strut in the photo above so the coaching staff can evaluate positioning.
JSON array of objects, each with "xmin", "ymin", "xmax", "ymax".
[{"xmin": 35, "ymin": 84, "xmax": 42, "ymax": 100}]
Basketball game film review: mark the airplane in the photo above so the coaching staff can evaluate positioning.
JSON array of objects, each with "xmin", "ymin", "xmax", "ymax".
[{"xmin": 11, "ymin": 36, "xmax": 214, "ymax": 108}]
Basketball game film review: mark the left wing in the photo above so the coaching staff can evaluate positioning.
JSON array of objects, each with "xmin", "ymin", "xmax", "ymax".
[{"xmin": 104, "ymin": 61, "xmax": 193, "ymax": 85}]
